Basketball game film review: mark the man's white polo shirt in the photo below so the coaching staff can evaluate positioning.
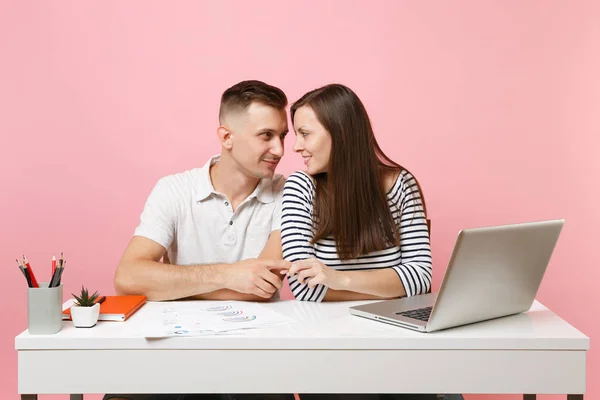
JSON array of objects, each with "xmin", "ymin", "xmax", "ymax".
[{"xmin": 134, "ymin": 155, "xmax": 285, "ymax": 266}]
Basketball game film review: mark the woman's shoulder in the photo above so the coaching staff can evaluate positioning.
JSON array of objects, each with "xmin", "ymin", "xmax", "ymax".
[
  {"xmin": 383, "ymin": 169, "xmax": 402, "ymax": 193},
  {"xmin": 284, "ymin": 171, "xmax": 316, "ymax": 192},
  {"xmin": 384, "ymin": 168, "xmax": 419, "ymax": 195}
]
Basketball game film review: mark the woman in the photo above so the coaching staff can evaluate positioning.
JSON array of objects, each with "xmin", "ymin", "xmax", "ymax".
[
  {"xmin": 280, "ymin": 85, "xmax": 463, "ymax": 400},
  {"xmin": 281, "ymin": 84, "xmax": 432, "ymax": 302}
]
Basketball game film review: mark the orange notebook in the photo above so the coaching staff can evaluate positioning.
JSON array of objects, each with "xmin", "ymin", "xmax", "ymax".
[{"xmin": 62, "ymin": 295, "xmax": 147, "ymax": 321}]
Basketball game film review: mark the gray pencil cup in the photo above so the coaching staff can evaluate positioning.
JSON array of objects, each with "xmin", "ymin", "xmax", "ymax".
[{"xmin": 27, "ymin": 282, "xmax": 63, "ymax": 334}]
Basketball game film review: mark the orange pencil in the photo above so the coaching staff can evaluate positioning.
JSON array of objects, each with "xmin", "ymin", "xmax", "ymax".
[
  {"xmin": 52, "ymin": 256, "xmax": 56, "ymax": 276},
  {"xmin": 23, "ymin": 255, "xmax": 39, "ymax": 288}
]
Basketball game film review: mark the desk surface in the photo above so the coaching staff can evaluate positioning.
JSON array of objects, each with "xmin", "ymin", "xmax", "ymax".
[{"xmin": 15, "ymin": 299, "xmax": 589, "ymax": 351}]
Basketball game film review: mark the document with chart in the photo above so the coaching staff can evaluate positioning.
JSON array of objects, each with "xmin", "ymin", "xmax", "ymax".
[{"xmin": 143, "ymin": 301, "xmax": 296, "ymax": 337}]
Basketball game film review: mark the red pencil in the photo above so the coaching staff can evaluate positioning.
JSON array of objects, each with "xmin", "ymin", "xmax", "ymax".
[
  {"xmin": 23, "ymin": 255, "xmax": 39, "ymax": 288},
  {"xmin": 51, "ymin": 255, "xmax": 56, "ymax": 276}
]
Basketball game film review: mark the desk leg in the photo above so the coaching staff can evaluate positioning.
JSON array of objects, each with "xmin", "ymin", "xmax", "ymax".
[
  {"xmin": 70, "ymin": 395, "xmax": 83, "ymax": 400},
  {"xmin": 524, "ymin": 395, "xmax": 583, "ymax": 399}
]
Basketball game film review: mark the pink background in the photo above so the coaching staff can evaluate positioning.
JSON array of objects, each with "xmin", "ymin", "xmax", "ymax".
[{"xmin": 1, "ymin": 1, "xmax": 598, "ymax": 399}]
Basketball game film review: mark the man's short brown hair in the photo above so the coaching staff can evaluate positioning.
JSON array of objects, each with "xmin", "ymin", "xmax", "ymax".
[{"xmin": 219, "ymin": 80, "xmax": 287, "ymax": 123}]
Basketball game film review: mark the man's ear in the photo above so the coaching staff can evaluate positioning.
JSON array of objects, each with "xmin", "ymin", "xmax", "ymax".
[{"xmin": 217, "ymin": 126, "xmax": 233, "ymax": 149}]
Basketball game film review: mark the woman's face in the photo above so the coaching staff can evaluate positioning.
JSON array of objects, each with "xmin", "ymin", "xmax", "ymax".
[{"xmin": 292, "ymin": 105, "xmax": 332, "ymax": 175}]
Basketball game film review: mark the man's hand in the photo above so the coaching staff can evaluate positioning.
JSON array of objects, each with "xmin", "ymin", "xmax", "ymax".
[{"xmin": 224, "ymin": 258, "xmax": 291, "ymax": 299}]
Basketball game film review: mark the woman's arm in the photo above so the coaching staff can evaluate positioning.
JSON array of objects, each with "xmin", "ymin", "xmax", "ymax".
[
  {"xmin": 280, "ymin": 172, "xmax": 327, "ymax": 301},
  {"xmin": 288, "ymin": 258, "xmax": 405, "ymax": 300},
  {"xmin": 384, "ymin": 170, "xmax": 433, "ymax": 297},
  {"xmin": 336, "ymin": 170, "xmax": 432, "ymax": 298}
]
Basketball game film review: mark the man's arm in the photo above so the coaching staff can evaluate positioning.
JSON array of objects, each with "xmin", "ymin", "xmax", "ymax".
[
  {"xmin": 114, "ymin": 235, "xmax": 287, "ymax": 301},
  {"xmin": 190, "ymin": 230, "xmax": 284, "ymax": 302},
  {"xmin": 114, "ymin": 236, "xmax": 228, "ymax": 301},
  {"xmin": 258, "ymin": 229, "xmax": 282, "ymax": 259}
]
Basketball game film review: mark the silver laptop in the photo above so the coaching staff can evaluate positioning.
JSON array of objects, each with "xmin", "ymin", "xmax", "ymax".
[{"xmin": 349, "ymin": 219, "xmax": 564, "ymax": 332}]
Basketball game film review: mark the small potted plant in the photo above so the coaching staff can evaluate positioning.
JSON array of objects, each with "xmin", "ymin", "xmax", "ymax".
[{"xmin": 70, "ymin": 286, "xmax": 101, "ymax": 328}]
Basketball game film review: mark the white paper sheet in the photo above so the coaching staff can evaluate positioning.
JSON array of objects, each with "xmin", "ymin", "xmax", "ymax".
[{"xmin": 144, "ymin": 301, "xmax": 296, "ymax": 337}]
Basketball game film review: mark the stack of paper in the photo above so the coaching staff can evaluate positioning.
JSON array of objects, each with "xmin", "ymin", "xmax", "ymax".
[{"xmin": 144, "ymin": 301, "xmax": 296, "ymax": 337}]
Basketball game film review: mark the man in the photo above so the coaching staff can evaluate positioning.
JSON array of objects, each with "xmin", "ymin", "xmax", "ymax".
[{"xmin": 105, "ymin": 80, "xmax": 294, "ymax": 400}]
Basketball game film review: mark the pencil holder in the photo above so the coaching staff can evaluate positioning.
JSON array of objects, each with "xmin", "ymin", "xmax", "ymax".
[{"xmin": 27, "ymin": 282, "xmax": 63, "ymax": 334}]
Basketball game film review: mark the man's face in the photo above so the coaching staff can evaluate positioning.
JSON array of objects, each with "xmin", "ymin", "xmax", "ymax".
[{"xmin": 227, "ymin": 102, "xmax": 288, "ymax": 179}]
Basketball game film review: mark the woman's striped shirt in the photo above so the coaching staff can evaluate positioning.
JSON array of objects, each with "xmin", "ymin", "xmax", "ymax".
[{"xmin": 281, "ymin": 170, "xmax": 432, "ymax": 302}]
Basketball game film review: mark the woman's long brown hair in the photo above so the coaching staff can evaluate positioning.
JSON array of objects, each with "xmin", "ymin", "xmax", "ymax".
[{"xmin": 291, "ymin": 84, "xmax": 427, "ymax": 260}]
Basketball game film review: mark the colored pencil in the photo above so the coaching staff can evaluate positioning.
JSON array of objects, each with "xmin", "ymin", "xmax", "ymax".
[
  {"xmin": 16, "ymin": 259, "xmax": 30, "ymax": 286},
  {"xmin": 23, "ymin": 255, "xmax": 39, "ymax": 288}
]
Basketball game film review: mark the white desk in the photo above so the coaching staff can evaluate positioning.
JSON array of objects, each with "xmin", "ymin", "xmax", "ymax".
[{"xmin": 16, "ymin": 300, "xmax": 589, "ymax": 400}]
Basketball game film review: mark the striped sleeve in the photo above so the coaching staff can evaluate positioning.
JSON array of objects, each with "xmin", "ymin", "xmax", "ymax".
[
  {"xmin": 389, "ymin": 170, "xmax": 433, "ymax": 296},
  {"xmin": 281, "ymin": 172, "xmax": 328, "ymax": 302}
]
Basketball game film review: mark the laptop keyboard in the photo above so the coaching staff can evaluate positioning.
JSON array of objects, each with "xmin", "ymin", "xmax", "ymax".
[{"xmin": 396, "ymin": 306, "xmax": 432, "ymax": 322}]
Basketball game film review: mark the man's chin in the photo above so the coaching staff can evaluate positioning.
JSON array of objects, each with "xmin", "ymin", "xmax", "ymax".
[{"xmin": 258, "ymin": 170, "xmax": 275, "ymax": 179}]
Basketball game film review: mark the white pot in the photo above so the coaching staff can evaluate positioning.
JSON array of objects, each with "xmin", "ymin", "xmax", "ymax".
[{"xmin": 71, "ymin": 303, "xmax": 100, "ymax": 328}]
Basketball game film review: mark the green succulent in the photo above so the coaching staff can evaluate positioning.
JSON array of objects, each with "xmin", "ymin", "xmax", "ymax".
[{"xmin": 72, "ymin": 285, "xmax": 100, "ymax": 307}]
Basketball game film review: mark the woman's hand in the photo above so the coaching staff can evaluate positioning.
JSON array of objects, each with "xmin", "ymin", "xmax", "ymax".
[{"xmin": 284, "ymin": 258, "xmax": 349, "ymax": 290}]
